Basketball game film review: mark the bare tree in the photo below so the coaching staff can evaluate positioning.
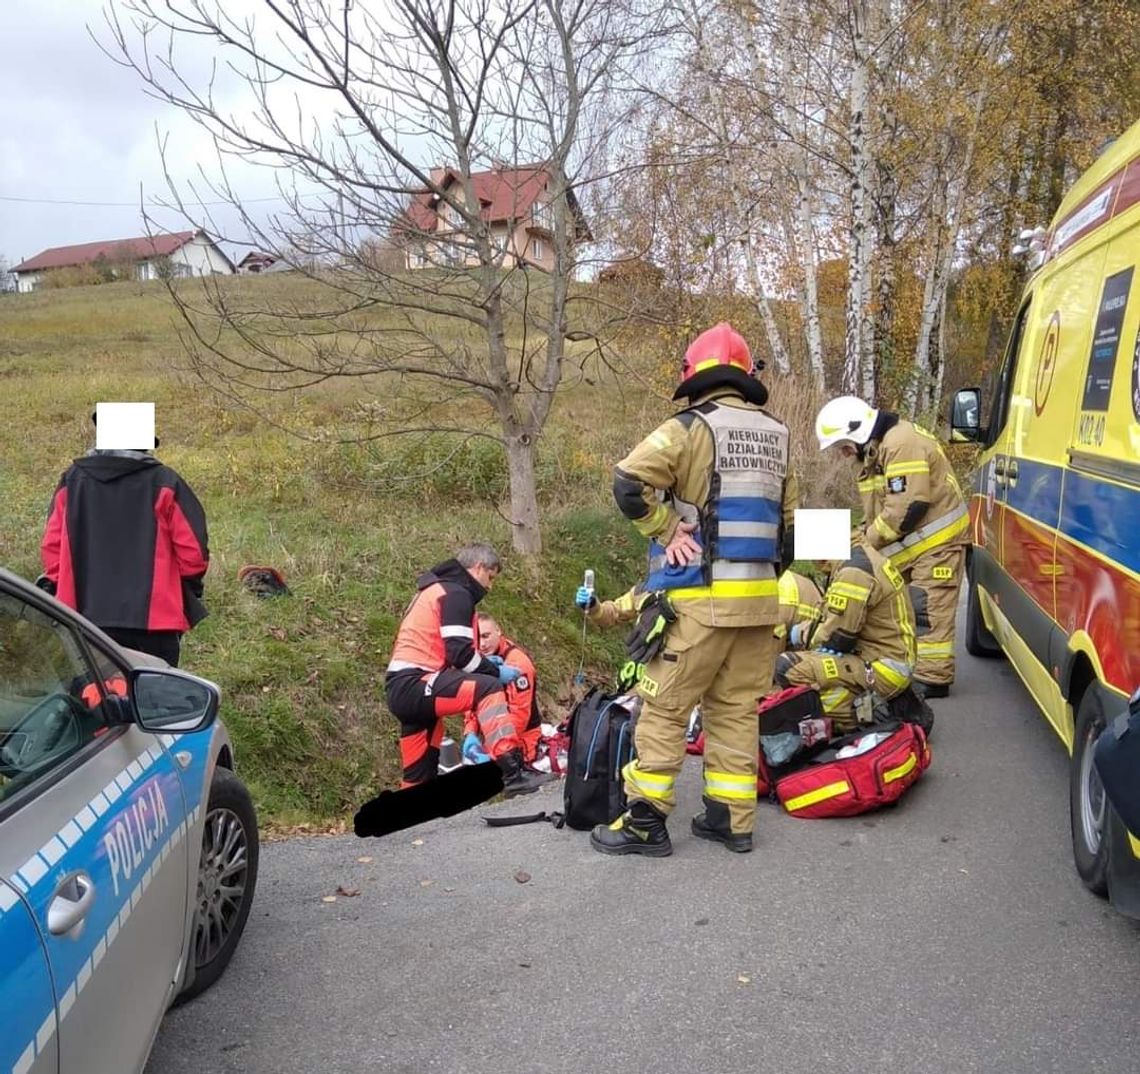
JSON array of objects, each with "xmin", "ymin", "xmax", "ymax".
[{"xmin": 101, "ymin": 0, "xmax": 663, "ymax": 554}]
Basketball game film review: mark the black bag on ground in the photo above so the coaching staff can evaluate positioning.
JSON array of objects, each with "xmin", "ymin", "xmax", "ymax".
[
  {"xmin": 562, "ymin": 687, "xmax": 637, "ymax": 830},
  {"xmin": 1094, "ymin": 690, "xmax": 1140, "ymax": 835},
  {"xmin": 872, "ymin": 684, "xmax": 935, "ymax": 738}
]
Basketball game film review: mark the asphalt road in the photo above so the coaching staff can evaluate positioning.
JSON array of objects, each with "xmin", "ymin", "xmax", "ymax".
[{"xmin": 146, "ymin": 626, "xmax": 1140, "ymax": 1074}]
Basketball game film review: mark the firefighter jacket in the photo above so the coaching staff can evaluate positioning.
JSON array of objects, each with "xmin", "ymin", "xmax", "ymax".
[
  {"xmin": 809, "ymin": 543, "xmax": 917, "ymax": 691},
  {"xmin": 586, "ymin": 585, "xmax": 645, "ymax": 628},
  {"xmin": 386, "ymin": 560, "xmax": 500, "ymax": 679},
  {"xmin": 857, "ymin": 413, "xmax": 968, "ymax": 568},
  {"xmin": 613, "ymin": 387, "xmax": 798, "ymax": 628},
  {"xmin": 776, "ymin": 570, "xmax": 823, "ymax": 640},
  {"xmin": 465, "ymin": 636, "xmax": 541, "ymax": 759},
  {"xmin": 41, "ymin": 451, "xmax": 209, "ymax": 633}
]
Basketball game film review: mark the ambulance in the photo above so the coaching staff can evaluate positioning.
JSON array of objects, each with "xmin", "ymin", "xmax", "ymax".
[{"xmin": 949, "ymin": 116, "xmax": 1140, "ymax": 917}]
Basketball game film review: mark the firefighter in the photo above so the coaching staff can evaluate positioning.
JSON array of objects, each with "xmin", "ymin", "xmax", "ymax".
[
  {"xmin": 384, "ymin": 544, "xmax": 553, "ymax": 797},
  {"xmin": 776, "ymin": 570, "xmax": 823, "ymax": 646},
  {"xmin": 815, "ymin": 396, "xmax": 968, "ymax": 698},
  {"xmin": 463, "ymin": 614, "xmax": 543, "ymax": 764},
  {"xmin": 774, "ymin": 538, "xmax": 918, "ymax": 733},
  {"xmin": 590, "ymin": 322, "xmax": 796, "ymax": 857},
  {"xmin": 39, "ymin": 409, "xmax": 208, "ymax": 667}
]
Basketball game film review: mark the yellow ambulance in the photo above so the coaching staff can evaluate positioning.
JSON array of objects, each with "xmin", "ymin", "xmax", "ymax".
[{"xmin": 949, "ymin": 116, "xmax": 1140, "ymax": 917}]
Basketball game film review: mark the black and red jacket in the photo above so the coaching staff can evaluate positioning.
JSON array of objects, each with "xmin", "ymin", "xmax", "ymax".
[
  {"xmin": 41, "ymin": 451, "xmax": 209, "ymax": 633},
  {"xmin": 386, "ymin": 559, "xmax": 500, "ymax": 679}
]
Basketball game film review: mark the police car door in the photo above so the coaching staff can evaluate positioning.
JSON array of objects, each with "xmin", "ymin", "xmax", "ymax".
[
  {"xmin": 0, "ymin": 583, "xmax": 190, "ymax": 1074},
  {"xmin": 0, "ymin": 877, "xmax": 58, "ymax": 1074}
]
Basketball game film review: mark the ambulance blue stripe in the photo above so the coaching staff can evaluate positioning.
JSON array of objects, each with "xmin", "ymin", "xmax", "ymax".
[{"xmin": 996, "ymin": 457, "xmax": 1140, "ymax": 577}]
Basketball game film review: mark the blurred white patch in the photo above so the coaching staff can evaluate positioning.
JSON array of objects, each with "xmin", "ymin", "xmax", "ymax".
[
  {"xmin": 96, "ymin": 402, "xmax": 155, "ymax": 450},
  {"xmin": 793, "ymin": 509, "xmax": 851, "ymax": 561}
]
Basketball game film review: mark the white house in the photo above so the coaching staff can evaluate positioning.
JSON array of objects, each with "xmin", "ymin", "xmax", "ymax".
[{"xmin": 11, "ymin": 230, "xmax": 235, "ymax": 292}]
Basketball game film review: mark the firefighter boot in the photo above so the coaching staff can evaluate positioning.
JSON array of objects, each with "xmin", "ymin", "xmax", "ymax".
[
  {"xmin": 691, "ymin": 797, "xmax": 753, "ymax": 853},
  {"xmin": 589, "ymin": 800, "xmax": 673, "ymax": 857},
  {"xmin": 498, "ymin": 749, "xmax": 555, "ymax": 798}
]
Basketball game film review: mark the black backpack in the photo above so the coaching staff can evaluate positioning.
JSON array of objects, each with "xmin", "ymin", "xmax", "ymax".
[{"xmin": 562, "ymin": 687, "xmax": 637, "ymax": 831}]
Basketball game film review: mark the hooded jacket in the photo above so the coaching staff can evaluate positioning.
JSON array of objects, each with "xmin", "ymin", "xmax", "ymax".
[
  {"xmin": 386, "ymin": 559, "xmax": 501, "ymax": 678},
  {"xmin": 41, "ymin": 451, "xmax": 209, "ymax": 633}
]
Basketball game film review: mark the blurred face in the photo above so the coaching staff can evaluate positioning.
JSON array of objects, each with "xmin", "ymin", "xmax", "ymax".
[{"xmin": 478, "ymin": 618, "xmax": 502, "ymax": 655}]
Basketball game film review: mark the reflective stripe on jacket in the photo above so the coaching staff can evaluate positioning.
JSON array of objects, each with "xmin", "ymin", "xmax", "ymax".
[
  {"xmin": 386, "ymin": 559, "xmax": 499, "ymax": 678},
  {"xmin": 615, "ymin": 389, "xmax": 796, "ymax": 627},
  {"xmin": 810, "ymin": 543, "xmax": 917, "ymax": 679},
  {"xmin": 857, "ymin": 415, "xmax": 967, "ymax": 566}
]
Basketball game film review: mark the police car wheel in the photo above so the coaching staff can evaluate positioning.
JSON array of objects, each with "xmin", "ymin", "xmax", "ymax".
[
  {"xmin": 1069, "ymin": 690, "xmax": 1109, "ymax": 897},
  {"xmin": 176, "ymin": 768, "xmax": 260, "ymax": 1004}
]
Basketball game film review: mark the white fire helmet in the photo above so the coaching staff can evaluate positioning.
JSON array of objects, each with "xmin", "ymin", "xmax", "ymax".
[{"xmin": 815, "ymin": 396, "xmax": 879, "ymax": 451}]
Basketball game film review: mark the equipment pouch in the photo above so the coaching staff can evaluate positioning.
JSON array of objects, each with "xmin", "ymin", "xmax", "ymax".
[{"xmin": 623, "ymin": 592, "xmax": 677, "ymax": 667}]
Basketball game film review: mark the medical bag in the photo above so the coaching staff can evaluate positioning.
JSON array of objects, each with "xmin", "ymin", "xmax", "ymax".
[
  {"xmin": 768, "ymin": 721, "xmax": 931, "ymax": 818},
  {"xmin": 561, "ymin": 687, "xmax": 638, "ymax": 830}
]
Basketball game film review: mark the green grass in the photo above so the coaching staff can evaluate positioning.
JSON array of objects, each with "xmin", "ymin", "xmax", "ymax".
[
  {"xmin": 0, "ymin": 274, "xmax": 917, "ymax": 824},
  {"xmin": 0, "ymin": 277, "xmax": 659, "ymax": 824}
]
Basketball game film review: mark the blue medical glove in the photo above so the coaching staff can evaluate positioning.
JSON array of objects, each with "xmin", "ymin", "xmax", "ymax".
[
  {"xmin": 575, "ymin": 585, "xmax": 597, "ymax": 610},
  {"xmin": 789, "ymin": 622, "xmax": 808, "ymax": 649},
  {"xmin": 487, "ymin": 654, "xmax": 504, "ymax": 667},
  {"xmin": 462, "ymin": 732, "xmax": 490, "ymax": 764},
  {"xmin": 497, "ymin": 663, "xmax": 523, "ymax": 686},
  {"xmin": 815, "ymin": 646, "xmax": 842, "ymax": 656}
]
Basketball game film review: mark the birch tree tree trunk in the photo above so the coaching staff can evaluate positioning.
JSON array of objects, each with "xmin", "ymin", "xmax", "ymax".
[{"xmin": 843, "ymin": 0, "xmax": 872, "ymax": 394}]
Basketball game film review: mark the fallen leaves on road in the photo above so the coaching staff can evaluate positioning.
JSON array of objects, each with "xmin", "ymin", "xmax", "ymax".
[
  {"xmin": 514, "ymin": 870, "xmax": 531, "ymax": 884},
  {"xmin": 420, "ymin": 879, "xmax": 434, "ymax": 888},
  {"xmin": 336, "ymin": 885, "xmax": 361, "ymax": 898},
  {"xmin": 737, "ymin": 974, "xmax": 752, "ymax": 985},
  {"xmin": 357, "ymin": 856, "xmax": 373, "ymax": 864},
  {"xmin": 412, "ymin": 838, "xmax": 424, "ymax": 846},
  {"xmin": 321, "ymin": 895, "xmax": 337, "ymax": 904}
]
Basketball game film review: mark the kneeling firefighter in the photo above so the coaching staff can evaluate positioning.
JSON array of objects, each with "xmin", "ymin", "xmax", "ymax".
[
  {"xmin": 814, "ymin": 396, "xmax": 967, "ymax": 698},
  {"xmin": 775, "ymin": 537, "xmax": 917, "ymax": 733},
  {"xmin": 591, "ymin": 322, "xmax": 797, "ymax": 857}
]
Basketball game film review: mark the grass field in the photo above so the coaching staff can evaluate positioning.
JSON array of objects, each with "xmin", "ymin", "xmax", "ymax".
[{"xmin": 0, "ymin": 275, "xmax": 857, "ymax": 827}]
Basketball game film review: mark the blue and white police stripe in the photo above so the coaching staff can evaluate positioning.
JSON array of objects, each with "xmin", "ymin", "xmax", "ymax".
[{"xmin": 4, "ymin": 734, "xmax": 202, "ymax": 1074}]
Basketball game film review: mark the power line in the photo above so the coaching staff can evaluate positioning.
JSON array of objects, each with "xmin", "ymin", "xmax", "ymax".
[{"xmin": 0, "ymin": 193, "xmax": 293, "ymax": 208}]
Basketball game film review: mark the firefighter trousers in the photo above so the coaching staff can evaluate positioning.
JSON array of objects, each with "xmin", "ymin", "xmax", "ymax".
[
  {"xmin": 385, "ymin": 668, "xmax": 518, "ymax": 787},
  {"xmin": 907, "ymin": 545, "xmax": 964, "ymax": 687},
  {"xmin": 774, "ymin": 650, "xmax": 910, "ymax": 734},
  {"xmin": 624, "ymin": 610, "xmax": 781, "ymax": 835}
]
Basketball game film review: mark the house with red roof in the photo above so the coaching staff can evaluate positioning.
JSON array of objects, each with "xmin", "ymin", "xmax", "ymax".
[
  {"xmin": 11, "ymin": 229, "xmax": 235, "ymax": 293},
  {"xmin": 396, "ymin": 163, "xmax": 591, "ymax": 273}
]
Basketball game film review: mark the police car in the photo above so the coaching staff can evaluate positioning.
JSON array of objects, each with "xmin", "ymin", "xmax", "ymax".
[{"xmin": 0, "ymin": 566, "xmax": 259, "ymax": 1073}]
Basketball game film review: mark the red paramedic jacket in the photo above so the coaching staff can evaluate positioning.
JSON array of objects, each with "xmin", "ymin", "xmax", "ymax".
[{"xmin": 41, "ymin": 451, "xmax": 209, "ymax": 633}]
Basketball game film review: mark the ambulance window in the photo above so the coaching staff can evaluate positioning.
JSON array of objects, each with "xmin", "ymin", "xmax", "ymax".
[
  {"xmin": 986, "ymin": 296, "xmax": 1032, "ymax": 447},
  {"xmin": 0, "ymin": 592, "xmax": 112, "ymax": 807}
]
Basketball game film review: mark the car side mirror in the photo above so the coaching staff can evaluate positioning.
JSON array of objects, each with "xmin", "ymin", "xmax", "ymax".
[
  {"xmin": 949, "ymin": 387, "xmax": 983, "ymax": 443},
  {"xmin": 131, "ymin": 667, "xmax": 219, "ymax": 734}
]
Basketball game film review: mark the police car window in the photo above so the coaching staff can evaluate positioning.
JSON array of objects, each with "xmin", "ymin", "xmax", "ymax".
[{"xmin": 0, "ymin": 592, "xmax": 112, "ymax": 805}]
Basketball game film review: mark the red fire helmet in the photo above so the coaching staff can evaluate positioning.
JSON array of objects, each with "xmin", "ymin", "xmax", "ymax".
[{"xmin": 679, "ymin": 322, "xmax": 754, "ymax": 383}]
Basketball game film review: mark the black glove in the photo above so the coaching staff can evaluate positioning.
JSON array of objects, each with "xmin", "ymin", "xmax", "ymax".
[
  {"xmin": 34, "ymin": 574, "xmax": 57, "ymax": 596},
  {"xmin": 623, "ymin": 592, "xmax": 677, "ymax": 666}
]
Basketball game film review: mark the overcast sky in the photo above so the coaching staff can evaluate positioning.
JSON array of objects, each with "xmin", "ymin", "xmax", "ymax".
[{"xmin": 2, "ymin": 0, "xmax": 293, "ymax": 267}]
